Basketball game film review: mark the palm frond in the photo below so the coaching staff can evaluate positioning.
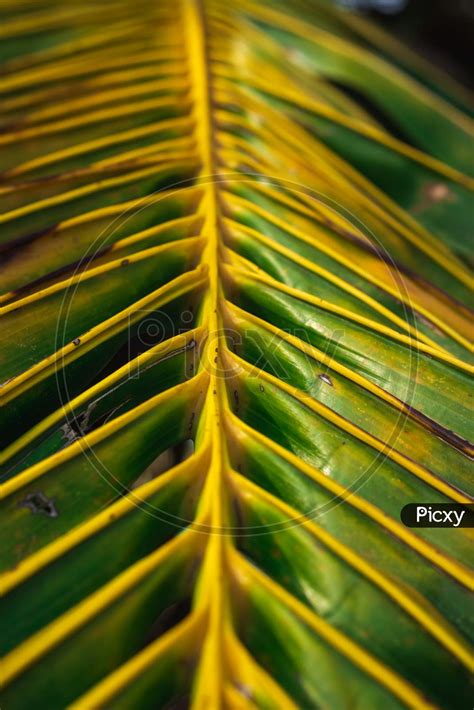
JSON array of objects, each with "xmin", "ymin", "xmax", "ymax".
[{"xmin": 0, "ymin": 1, "xmax": 472, "ymax": 708}]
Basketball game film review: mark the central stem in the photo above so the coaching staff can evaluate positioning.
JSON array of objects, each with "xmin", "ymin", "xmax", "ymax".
[{"xmin": 184, "ymin": 1, "xmax": 230, "ymax": 707}]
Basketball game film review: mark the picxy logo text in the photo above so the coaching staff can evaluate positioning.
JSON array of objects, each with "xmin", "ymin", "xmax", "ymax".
[{"xmin": 401, "ymin": 503, "xmax": 473, "ymax": 528}]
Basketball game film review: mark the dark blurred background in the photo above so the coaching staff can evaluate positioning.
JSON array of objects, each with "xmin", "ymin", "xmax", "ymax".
[{"xmin": 337, "ymin": 0, "xmax": 473, "ymax": 90}]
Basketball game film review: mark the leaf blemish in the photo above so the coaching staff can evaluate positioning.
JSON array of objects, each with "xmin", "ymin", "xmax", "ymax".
[
  {"xmin": 236, "ymin": 684, "xmax": 253, "ymax": 700},
  {"xmin": 426, "ymin": 183, "xmax": 451, "ymax": 202},
  {"xmin": 19, "ymin": 492, "xmax": 58, "ymax": 518},
  {"xmin": 319, "ymin": 373, "xmax": 333, "ymax": 386}
]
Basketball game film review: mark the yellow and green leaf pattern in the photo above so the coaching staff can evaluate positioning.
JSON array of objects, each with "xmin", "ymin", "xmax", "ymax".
[{"xmin": 0, "ymin": 0, "xmax": 472, "ymax": 708}]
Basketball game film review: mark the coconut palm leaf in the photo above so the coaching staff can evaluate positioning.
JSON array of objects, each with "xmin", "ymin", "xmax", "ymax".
[{"xmin": 0, "ymin": 0, "xmax": 472, "ymax": 708}]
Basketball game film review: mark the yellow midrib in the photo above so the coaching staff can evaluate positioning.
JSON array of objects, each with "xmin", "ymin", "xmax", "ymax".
[{"xmin": 184, "ymin": 1, "xmax": 229, "ymax": 707}]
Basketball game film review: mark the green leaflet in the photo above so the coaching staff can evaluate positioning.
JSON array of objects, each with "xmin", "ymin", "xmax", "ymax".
[
  {"xmin": 2, "ymin": 536, "xmax": 198, "ymax": 710},
  {"xmin": 1, "ymin": 373, "xmax": 205, "ymax": 567},
  {"xmin": 227, "ymin": 311, "xmax": 471, "ymax": 492},
  {"xmin": 0, "ymin": 461, "xmax": 202, "ymax": 654},
  {"xmin": 230, "ymin": 441, "xmax": 473, "ymax": 639},
  {"xmin": 231, "ymin": 276, "xmax": 473, "ymax": 440}
]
